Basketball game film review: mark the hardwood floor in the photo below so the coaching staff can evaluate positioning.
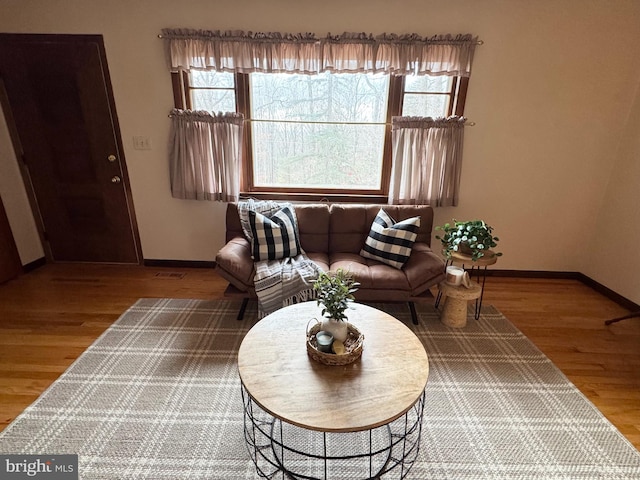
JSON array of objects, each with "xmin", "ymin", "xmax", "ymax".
[{"xmin": 0, "ymin": 264, "xmax": 639, "ymax": 451}]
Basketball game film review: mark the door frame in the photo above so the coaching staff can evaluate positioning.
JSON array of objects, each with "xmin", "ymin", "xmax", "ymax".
[
  {"xmin": 0, "ymin": 75, "xmax": 49, "ymax": 259},
  {"xmin": 0, "ymin": 33, "xmax": 143, "ymax": 264},
  {"xmin": 0, "ymin": 194, "xmax": 22, "ymax": 283}
]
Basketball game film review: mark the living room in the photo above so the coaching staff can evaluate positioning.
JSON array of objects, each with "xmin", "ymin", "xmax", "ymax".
[
  {"xmin": 0, "ymin": 1, "xmax": 639, "ymax": 478},
  {"xmin": 0, "ymin": 0, "xmax": 638, "ymax": 303}
]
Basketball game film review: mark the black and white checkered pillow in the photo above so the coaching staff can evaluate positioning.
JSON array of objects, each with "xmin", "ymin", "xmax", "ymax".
[
  {"xmin": 248, "ymin": 205, "xmax": 303, "ymax": 261},
  {"xmin": 360, "ymin": 209, "xmax": 420, "ymax": 269}
]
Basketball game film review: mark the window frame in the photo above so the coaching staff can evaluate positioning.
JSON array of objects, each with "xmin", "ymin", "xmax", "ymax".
[{"xmin": 171, "ymin": 71, "xmax": 468, "ymax": 202}]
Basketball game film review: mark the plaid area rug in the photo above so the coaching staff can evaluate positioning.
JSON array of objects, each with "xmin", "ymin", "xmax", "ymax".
[{"xmin": 1, "ymin": 299, "xmax": 639, "ymax": 479}]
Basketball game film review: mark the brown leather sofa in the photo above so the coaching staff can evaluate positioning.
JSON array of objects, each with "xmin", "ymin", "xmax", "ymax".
[{"xmin": 215, "ymin": 203, "xmax": 446, "ymax": 324}]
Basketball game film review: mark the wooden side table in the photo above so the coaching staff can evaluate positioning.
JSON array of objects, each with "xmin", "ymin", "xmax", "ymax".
[
  {"xmin": 438, "ymin": 281, "xmax": 482, "ymax": 328},
  {"xmin": 435, "ymin": 249, "xmax": 498, "ymax": 320}
]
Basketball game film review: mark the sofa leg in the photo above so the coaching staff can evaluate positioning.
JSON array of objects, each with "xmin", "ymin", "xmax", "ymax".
[
  {"xmin": 237, "ymin": 298, "xmax": 249, "ymax": 321},
  {"xmin": 408, "ymin": 302, "xmax": 419, "ymax": 325}
]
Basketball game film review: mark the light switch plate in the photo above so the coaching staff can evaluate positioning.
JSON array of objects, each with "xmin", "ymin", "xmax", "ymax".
[{"xmin": 133, "ymin": 136, "xmax": 152, "ymax": 150}]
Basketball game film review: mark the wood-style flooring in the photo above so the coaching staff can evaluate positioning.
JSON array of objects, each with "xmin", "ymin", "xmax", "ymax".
[{"xmin": 0, "ymin": 264, "xmax": 638, "ymax": 451}]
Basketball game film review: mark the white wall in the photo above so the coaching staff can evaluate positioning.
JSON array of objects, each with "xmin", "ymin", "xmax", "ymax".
[
  {"xmin": 1, "ymin": 0, "xmax": 639, "ymax": 301},
  {"xmin": 585, "ymin": 76, "xmax": 640, "ymax": 304}
]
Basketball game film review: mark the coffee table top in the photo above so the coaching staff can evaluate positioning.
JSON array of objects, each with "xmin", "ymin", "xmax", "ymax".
[{"xmin": 238, "ymin": 302, "xmax": 429, "ymax": 433}]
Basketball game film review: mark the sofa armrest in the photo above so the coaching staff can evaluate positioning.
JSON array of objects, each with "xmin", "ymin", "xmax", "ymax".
[
  {"xmin": 214, "ymin": 236, "xmax": 255, "ymax": 291},
  {"xmin": 403, "ymin": 243, "xmax": 446, "ymax": 295}
]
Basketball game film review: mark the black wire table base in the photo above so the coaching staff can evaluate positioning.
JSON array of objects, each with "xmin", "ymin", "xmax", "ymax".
[{"xmin": 241, "ymin": 384, "xmax": 426, "ymax": 480}]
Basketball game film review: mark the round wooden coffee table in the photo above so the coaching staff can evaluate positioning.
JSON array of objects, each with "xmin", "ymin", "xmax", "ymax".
[{"xmin": 238, "ymin": 302, "xmax": 429, "ymax": 479}]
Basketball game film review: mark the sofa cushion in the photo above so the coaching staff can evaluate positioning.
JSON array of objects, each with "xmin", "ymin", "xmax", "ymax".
[
  {"xmin": 360, "ymin": 209, "xmax": 419, "ymax": 269},
  {"xmin": 305, "ymin": 252, "xmax": 330, "ymax": 272},
  {"xmin": 329, "ymin": 204, "xmax": 433, "ymax": 254},
  {"xmin": 328, "ymin": 253, "xmax": 411, "ymax": 291},
  {"xmin": 247, "ymin": 205, "xmax": 303, "ymax": 261},
  {"xmin": 295, "ymin": 204, "xmax": 330, "ymax": 253}
]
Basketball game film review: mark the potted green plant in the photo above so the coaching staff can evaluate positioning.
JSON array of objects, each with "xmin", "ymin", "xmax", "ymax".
[
  {"xmin": 312, "ymin": 268, "xmax": 360, "ymax": 342},
  {"xmin": 435, "ymin": 219, "xmax": 502, "ymax": 262}
]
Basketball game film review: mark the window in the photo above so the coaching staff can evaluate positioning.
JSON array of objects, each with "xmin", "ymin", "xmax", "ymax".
[
  {"xmin": 402, "ymin": 75, "xmax": 468, "ymax": 118},
  {"xmin": 189, "ymin": 71, "xmax": 236, "ymax": 112},
  {"xmin": 166, "ymin": 30, "xmax": 476, "ymax": 201},
  {"xmin": 248, "ymin": 72, "xmax": 389, "ymax": 191},
  {"xmin": 176, "ymin": 71, "xmax": 468, "ymax": 200}
]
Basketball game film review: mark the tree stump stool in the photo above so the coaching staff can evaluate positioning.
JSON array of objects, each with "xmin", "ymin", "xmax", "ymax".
[{"xmin": 438, "ymin": 281, "xmax": 482, "ymax": 328}]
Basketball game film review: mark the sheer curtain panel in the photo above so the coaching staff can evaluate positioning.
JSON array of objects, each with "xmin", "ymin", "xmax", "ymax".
[
  {"xmin": 389, "ymin": 117, "xmax": 466, "ymax": 207},
  {"xmin": 169, "ymin": 109, "xmax": 243, "ymax": 201}
]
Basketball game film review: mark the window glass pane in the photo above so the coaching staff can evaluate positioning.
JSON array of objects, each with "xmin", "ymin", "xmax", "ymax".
[
  {"xmin": 252, "ymin": 122, "xmax": 385, "ymax": 189},
  {"xmin": 191, "ymin": 89, "xmax": 236, "ymax": 112},
  {"xmin": 190, "ymin": 70, "xmax": 235, "ymax": 88},
  {"xmin": 402, "ymin": 93, "xmax": 449, "ymax": 117},
  {"xmin": 404, "ymin": 75, "xmax": 451, "ymax": 93},
  {"xmin": 251, "ymin": 72, "xmax": 389, "ymax": 123},
  {"xmin": 250, "ymin": 72, "xmax": 388, "ymax": 189}
]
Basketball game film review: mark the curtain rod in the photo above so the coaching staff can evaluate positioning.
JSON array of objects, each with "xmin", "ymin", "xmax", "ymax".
[
  {"xmin": 157, "ymin": 33, "xmax": 483, "ymax": 45},
  {"xmin": 166, "ymin": 114, "xmax": 476, "ymax": 126}
]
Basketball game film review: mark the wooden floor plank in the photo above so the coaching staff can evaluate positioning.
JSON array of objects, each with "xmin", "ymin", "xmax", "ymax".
[{"xmin": 0, "ymin": 264, "xmax": 638, "ymax": 452}]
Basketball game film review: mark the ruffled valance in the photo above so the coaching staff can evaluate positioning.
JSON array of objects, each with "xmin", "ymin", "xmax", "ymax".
[{"xmin": 161, "ymin": 29, "xmax": 479, "ymax": 77}]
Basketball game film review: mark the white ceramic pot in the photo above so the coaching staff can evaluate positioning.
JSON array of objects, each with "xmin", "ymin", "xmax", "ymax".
[{"xmin": 320, "ymin": 318, "xmax": 349, "ymax": 343}]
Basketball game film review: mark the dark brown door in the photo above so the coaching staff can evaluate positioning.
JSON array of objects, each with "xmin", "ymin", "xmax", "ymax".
[
  {"xmin": 0, "ymin": 34, "xmax": 141, "ymax": 263},
  {"xmin": 0, "ymin": 195, "xmax": 22, "ymax": 283}
]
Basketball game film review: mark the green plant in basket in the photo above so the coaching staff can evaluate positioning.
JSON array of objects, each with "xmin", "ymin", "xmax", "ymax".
[
  {"xmin": 435, "ymin": 219, "xmax": 502, "ymax": 262},
  {"xmin": 312, "ymin": 268, "xmax": 360, "ymax": 322}
]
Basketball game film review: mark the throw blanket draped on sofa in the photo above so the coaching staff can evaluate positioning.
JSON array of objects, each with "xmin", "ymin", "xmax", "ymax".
[{"xmin": 238, "ymin": 200, "xmax": 322, "ymax": 318}]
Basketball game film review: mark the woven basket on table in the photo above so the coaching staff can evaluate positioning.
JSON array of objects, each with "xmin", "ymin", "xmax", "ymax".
[{"xmin": 306, "ymin": 322, "xmax": 364, "ymax": 366}]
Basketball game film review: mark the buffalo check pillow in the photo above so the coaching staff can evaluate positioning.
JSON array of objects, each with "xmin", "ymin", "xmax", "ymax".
[
  {"xmin": 360, "ymin": 209, "xmax": 420, "ymax": 269},
  {"xmin": 248, "ymin": 205, "xmax": 303, "ymax": 261}
]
